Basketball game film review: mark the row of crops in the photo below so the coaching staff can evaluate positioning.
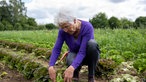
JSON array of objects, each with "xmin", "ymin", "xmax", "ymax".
[{"xmin": 0, "ymin": 29, "xmax": 146, "ymax": 82}]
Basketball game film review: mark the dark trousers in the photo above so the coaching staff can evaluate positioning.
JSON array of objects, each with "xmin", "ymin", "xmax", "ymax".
[{"xmin": 66, "ymin": 39, "xmax": 100, "ymax": 79}]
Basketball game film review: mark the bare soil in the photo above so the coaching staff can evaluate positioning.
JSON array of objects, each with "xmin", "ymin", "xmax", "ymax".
[{"xmin": 0, "ymin": 62, "xmax": 33, "ymax": 82}]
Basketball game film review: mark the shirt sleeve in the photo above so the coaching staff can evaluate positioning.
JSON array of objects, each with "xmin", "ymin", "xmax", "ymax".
[
  {"xmin": 71, "ymin": 24, "xmax": 94, "ymax": 69},
  {"xmin": 49, "ymin": 29, "xmax": 65, "ymax": 66}
]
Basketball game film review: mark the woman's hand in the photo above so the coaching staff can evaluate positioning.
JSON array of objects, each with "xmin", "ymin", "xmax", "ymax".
[
  {"xmin": 48, "ymin": 66, "xmax": 56, "ymax": 82},
  {"xmin": 64, "ymin": 66, "xmax": 75, "ymax": 82}
]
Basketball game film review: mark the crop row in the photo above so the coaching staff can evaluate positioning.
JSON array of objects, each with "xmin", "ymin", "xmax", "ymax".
[
  {"xmin": 0, "ymin": 48, "xmax": 50, "ymax": 82},
  {"xmin": 0, "ymin": 39, "xmax": 146, "ymax": 81},
  {"xmin": 0, "ymin": 40, "xmax": 52, "ymax": 60}
]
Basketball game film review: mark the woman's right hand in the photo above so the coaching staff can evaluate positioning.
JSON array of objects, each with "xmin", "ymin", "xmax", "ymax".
[{"xmin": 48, "ymin": 66, "xmax": 56, "ymax": 82}]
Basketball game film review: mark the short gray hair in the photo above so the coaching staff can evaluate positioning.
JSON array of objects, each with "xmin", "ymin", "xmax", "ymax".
[{"xmin": 54, "ymin": 9, "xmax": 76, "ymax": 27}]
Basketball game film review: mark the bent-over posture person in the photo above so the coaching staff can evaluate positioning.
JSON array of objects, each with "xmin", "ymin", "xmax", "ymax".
[{"xmin": 48, "ymin": 9, "xmax": 100, "ymax": 82}]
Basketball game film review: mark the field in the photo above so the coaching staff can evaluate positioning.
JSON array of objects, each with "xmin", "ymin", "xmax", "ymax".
[{"xmin": 0, "ymin": 29, "xmax": 146, "ymax": 82}]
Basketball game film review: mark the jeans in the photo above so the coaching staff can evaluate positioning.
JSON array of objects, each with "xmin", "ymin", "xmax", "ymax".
[{"xmin": 66, "ymin": 39, "xmax": 100, "ymax": 78}]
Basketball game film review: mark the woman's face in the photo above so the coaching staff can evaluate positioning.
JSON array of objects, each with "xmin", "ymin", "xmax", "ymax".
[{"xmin": 60, "ymin": 22, "xmax": 76, "ymax": 35}]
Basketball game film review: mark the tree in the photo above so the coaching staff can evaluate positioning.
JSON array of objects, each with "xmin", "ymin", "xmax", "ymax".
[
  {"xmin": 45, "ymin": 23, "xmax": 57, "ymax": 30},
  {"xmin": 9, "ymin": 0, "xmax": 27, "ymax": 25},
  {"xmin": 89, "ymin": 12, "xmax": 109, "ymax": 29},
  {"xmin": 14, "ymin": 23, "xmax": 22, "ymax": 30},
  {"xmin": 0, "ymin": 23, "xmax": 4, "ymax": 31},
  {"xmin": 0, "ymin": 0, "xmax": 12, "ymax": 23},
  {"xmin": 2, "ymin": 20, "xmax": 13, "ymax": 30},
  {"xmin": 108, "ymin": 16, "xmax": 120, "ymax": 29},
  {"xmin": 27, "ymin": 17, "xmax": 37, "ymax": 26},
  {"xmin": 120, "ymin": 18, "xmax": 133, "ymax": 29},
  {"xmin": 135, "ymin": 16, "xmax": 146, "ymax": 28}
]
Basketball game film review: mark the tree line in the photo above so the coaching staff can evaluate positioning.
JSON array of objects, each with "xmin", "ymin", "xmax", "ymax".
[
  {"xmin": 0, "ymin": 0, "xmax": 146, "ymax": 31},
  {"xmin": 89, "ymin": 12, "xmax": 146, "ymax": 29}
]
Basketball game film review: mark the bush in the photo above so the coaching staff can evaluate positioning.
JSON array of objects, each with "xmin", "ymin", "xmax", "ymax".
[{"xmin": 45, "ymin": 23, "xmax": 57, "ymax": 30}]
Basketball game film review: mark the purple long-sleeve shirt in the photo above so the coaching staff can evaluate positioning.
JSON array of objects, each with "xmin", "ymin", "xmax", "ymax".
[{"xmin": 49, "ymin": 20, "xmax": 94, "ymax": 69}]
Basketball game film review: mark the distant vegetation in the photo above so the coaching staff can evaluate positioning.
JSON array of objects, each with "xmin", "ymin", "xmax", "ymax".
[
  {"xmin": 0, "ymin": 0, "xmax": 57, "ymax": 31},
  {"xmin": 0, "ymin": 0, "xmax": 146, "ymax": 31},
  {"xmin": 89, "ymin": 12, "xmax": 146, "ymax": 29}
]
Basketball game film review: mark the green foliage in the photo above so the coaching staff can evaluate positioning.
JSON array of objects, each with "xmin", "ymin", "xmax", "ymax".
[
  {"xmin": 8, "ymin": 54, "xmax": 22, "ymax": 69},
  {"xmin": 0, "ymin": 51, "xmax": 6, "ymax": 60},
  {"xmin": 0, "ymin": 0, "xmax": 42, "ymax": 31},
  {"xmin": 34, "ymin": 48, "xmax": 51, "ymax": 60},
  {"xmin": 56, "ymin": 72, "xmax": 64, "ymax": 82},
  {"xmin": 16, "ymin": 43, "xmax": 26, "ymax": 50},
  {"xmin": 133, "ymin": 59, "xmax": 146, "ymax": 73},
  {"xmin": 108, "ymin": 16, "xmax": 121, "ymax": 29},
  {"xmin": 0, "ymin": 23, "xmax": 4, "ymax": 31},
  {"xmin": 1, "ymin": 20, "xmax": 13, "ymax": 30},
  {"xmin": 137, "ymin": 53, "xmax": 146, "ymax": 59},
  {"xmin": 122, "ymin": 51, "xmax": 134, "ymax": 61},
  {"xmin": 16, "ymin": 58, "xmax": 31, "ymax": 72},
  {"xmin": 27, "ymin": 17, "xmax": 37, "ymax": 26},
  {"xmin": 14, "ymin": 23, "xmax": 22, "ymax": 30},
  {"xmin": 120, "ymin": 18, "xmax": 134, "ymax": 29},
  {"xmin": 33, "ymin": 67, "xmax": 50, "ymax": 82},
  {"xmin": 109, "ymin": 55, "xmax": 125, "ymax": 65},
  {"xmin": 24, "ymin": 44, "xmax": 36, "ymax": 53},
  {"xmin": 34, "ymin": 48, "xmax": 48, "ymax": 56},
  {"xmin": 133, "ymin": 53, "xmax": 146, "ymax": 73},
  {"xmin": 135, "ymin": 16, "xmax": 146, "ymax": 28},
  {"xmin": 37, "ymin": 24, "xmax": 46, "ymax": 30},
  {"xmin": 23, "ymin": 62, "xmax": 40, "ymax": 79},
  {"xmin": 45, "ymin": 23, "xmax": 57, "ymax": 30},
  {"xmin": 98, "ymin": 59, "xmax": 117, "ymax": 71},
  {"xmin": 107, "ymin": 49, "xmax": 121, "ymax": 56},
  {"xmin": 89, "ymin": 12, "xmax": 109, "ymax": 29}
]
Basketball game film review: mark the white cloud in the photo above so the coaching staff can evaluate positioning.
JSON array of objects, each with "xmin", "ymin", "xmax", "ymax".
[{"xmin": 22, "ymin": 0, "xmax": 146, "ymax": 24}]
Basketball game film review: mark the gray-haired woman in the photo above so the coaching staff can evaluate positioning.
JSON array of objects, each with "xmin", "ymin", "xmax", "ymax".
[{"xmin": 48, "ymin": 9, "xmax": 100, "ymax": 82}]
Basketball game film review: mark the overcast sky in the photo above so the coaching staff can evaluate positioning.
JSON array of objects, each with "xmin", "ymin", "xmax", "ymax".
[{"xmin": 21, "ymin": 0, "xmax": 146, "ymax": 24}]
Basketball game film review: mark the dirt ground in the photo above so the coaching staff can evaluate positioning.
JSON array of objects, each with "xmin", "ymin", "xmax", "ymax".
[{"xmin": 0, "ymin": 62, "xmax": 33, "ymax": 82}]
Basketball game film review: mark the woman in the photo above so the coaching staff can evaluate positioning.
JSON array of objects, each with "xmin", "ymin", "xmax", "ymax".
[{"xmin": 48, "ymin": 10, "xmax": 100, "ymax": 82}]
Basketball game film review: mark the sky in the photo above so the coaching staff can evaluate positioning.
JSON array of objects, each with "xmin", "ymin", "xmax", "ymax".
[{"xmin": 21, "ymin": 0, "xmax": 146, "ymax": 24}]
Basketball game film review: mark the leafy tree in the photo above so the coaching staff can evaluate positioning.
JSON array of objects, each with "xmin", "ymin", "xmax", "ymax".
[
  {"xmin": 2, "ymin": 20, "xmax": 13, "ymax": 30},
  {"xmin": 120, "ymin": 18, "xmax": 133, "ymax": 29},
  {"xmin": 45, "ymin": 23, "xmax": 57, "ymax": 30},
  {"xmin": 37, "ymin": 24, "xmax": 46, "ymax": 30},
  {"xmin": 0, "ymin": 0, "xmax": 42, "ymax": 30},
  {"xmin": 14, "ymin": 23, "xmax": 22, "ymax": 30},
  {"xmin": 0, "ymin": 0, "xmax": 12, "ymax": 23},
  {"xmin": 9, "ymin": 0, "xmax": 27, "ymax": 25},
  {"xmin": 0, "ymin": 23, "xmax": 4, "ymax": 30},
  {"xmin": 27, "ymin": 17, "xmax": 37, "ymax": 26},
  {"xmin": 108, "ymin": 16, "xmax": 120, "ymax": 29},
  {"xmin": 135, "ymin": 16, "xmax": 146, "ymax": 28},
  {"xmin": 89, "ymin": 12, "xmax": 109, "ymax": 29}
]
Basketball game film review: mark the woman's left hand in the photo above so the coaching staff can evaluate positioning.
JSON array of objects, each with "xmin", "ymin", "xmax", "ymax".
[{"xmin": 63, "ymin": 65, "xmax": 75, "ymax": 82}]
